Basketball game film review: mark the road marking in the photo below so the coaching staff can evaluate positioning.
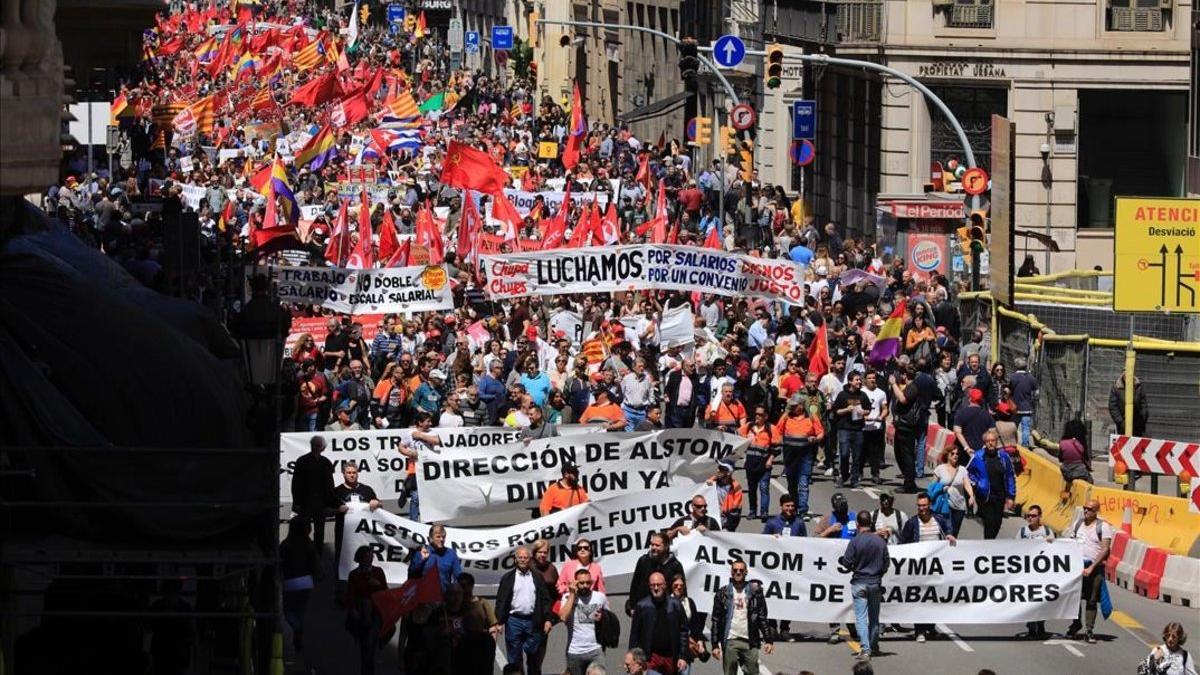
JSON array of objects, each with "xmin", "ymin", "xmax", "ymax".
[
  {"xmin": 838, "ymin": 627, "xmax": 862, "ymax": 655},
  {"xmin": 771, "ymin": 477, "xmax": 788, "ymax": 495},
  {"xmin": 1043, "ymin": 639, "xmax": 1085, "ymax": 657},
  {"xmin": 860, "ymin": 486, "xmax": 880, "ymax": 500},
  {"xmin": 495, "ymin": 643, "xmax": 506, "ymax": 672},
  {"xmin": 1111, "ymin": 610, "xmax": 1157, "ymax": 647},
  {"xmin": 935, "ymin": 624, "xmax": 975, "ymax": 652},
  {"xmin": 759, "ymin": 664, "xmax": 774, "ymax": 675}
]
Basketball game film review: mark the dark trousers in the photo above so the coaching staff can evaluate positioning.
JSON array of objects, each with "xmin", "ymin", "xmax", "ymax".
[
  {"xmin": 894, "ymin": 429, "xmax": 918, "ymax": 488},
  {"xmin": 745, "ymin": 466, "xmax": 770, "ymax": 517},
  {"xmin": 863, "ymin": 428, "xmax": 884, "ymax": 479},
  {"xmin": 838, "ymin": 429, "xmax": 865, "ymax": 485},
  {"xmin": 784, "ymin": 446, "xmax": 817, "ymax": 514},
  {"xmin": 667, "ymin": 406, "xmax": 696, "ymax": 429},
  {"xmin": 978, "ymin": 498, "xmax": 1004, "ymax": 539}
]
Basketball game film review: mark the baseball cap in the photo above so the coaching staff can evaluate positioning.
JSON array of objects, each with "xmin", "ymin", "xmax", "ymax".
[
  {"xmin": 831, "ymin": 492, "xmax": 848, "ymax": 509},
  {"xmin": 968, "ymin": 388, "xmax": 984, "ymax": 404},
  {"xmin": 429, "ymin": 369, "xmax": 446, "ymax": 380}
]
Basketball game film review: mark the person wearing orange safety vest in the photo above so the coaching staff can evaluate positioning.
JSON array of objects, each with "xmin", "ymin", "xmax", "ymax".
[
  {"xmin": 773, "ymin": 397, "xmax": 825, "ymax": 517},
  {"xmin": 539, "ymin": 464, "xmax": 589, "ymax": 515},
  {"xmin": 707, "ymin": 461, "xmax": 745, "ymax": 531},
  {"xmin": 705, "ymin": 383, "xmax": 747, "ymax": 433},
  {"xmin": 739, "ymin": 407, "xmax": 781, "ymax": 520}
]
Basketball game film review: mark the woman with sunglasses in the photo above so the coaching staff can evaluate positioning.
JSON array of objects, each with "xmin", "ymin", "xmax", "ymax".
[
  {"xmin": 555, "ymin": 537, "xmax": 607, "ymax": 596},
  {"xmin": 670, "ymin": 574, "xmax": 711, "ymax": 667}
]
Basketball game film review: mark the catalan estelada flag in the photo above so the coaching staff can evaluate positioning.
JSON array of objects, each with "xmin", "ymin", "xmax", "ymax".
[{"xmin": 293, "ymin": 38, "xmax": 326, "ymax": 71}]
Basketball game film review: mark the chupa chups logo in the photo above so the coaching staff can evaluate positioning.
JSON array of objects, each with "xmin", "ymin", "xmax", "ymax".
[
  {"xmin": 421, "ymin": 266, "xmax": 448, "ymax": 290},
  {"xmin": 912, "ymin": 240, "xmax": 941, "ymax": 272}
]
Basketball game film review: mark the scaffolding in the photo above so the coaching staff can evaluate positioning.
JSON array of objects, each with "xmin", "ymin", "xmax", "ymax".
[{"xmin": 0, "ymin": 445, "xmax": 280, "ymax": 674}]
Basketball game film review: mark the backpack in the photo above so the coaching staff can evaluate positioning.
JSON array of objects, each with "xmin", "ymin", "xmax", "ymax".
[
  {"xmin": 872, "ymin": 509, "xmax": 906, "ymax": 537},
  {"xmin": 596, "ymin": 608, "xmax": 621, "ymax": 649}
]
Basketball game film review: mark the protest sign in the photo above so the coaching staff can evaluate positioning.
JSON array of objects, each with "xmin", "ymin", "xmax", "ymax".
[
  {"xmin": 179, "ymin": 156, "xmax": 195, "ymax": 174},
  {"xmin": 499, "ymin": 189, "xmax": 616, "ymax": 217},
  {"xmin": 481, "ymin": 245, "xmax": 807, "ymax": 305},
  {"xmin": 272, "ymin": 265, "xmax": 453, "ymax": 314},
  {"xmin": 283, "ymin": 313, "xmax": 384, "ymax": 357},
  {"xmin": 416, "ymin": 429, "xmax": 748, "ymax": 521},
  {"xmin": 339, "ymin": 482, "xmax": 720, "ymax": 586},
  {"xmin": 675, "ymin": 532, "xmax": 1082, "ymax": 623},
  {"xmin": 537, "ymin": 141, "xmax": 559, "ymax": 159},
  {"xmin": 659, "ymin": 304, "xmax": 695, "ymax": 348},
  {"xmin": 280, "ymin": 425, "xmax": 604, "ymax": 504},
  {"xmin": 180, "ymin": 183, "xmax": 207, "ymax": 210}
]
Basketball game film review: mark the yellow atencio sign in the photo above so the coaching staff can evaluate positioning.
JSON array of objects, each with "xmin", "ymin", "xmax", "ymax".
[{"xmin": 1113, "ymin": 197, "xmax": 1200, "ymax": 313}]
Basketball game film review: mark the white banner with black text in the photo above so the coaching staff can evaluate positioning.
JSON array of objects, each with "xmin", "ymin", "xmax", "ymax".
[
  {"xmin": 676, "ymin": 531, "xmax": 1082, "ymax": 623},
  {"xmin": 280, "ymin": 425, "xmax": 604, "ymax": 505},
  {"xmin": 416, "ymin": 428, "xmax": 748, "ymax": 521},
  {"xmin": 271, "ymin": 265, "xmax": 454, "ymax": 314},
  {"xmin": 338, "ymin": 483, "xmax": 720, "ymax": 587}
]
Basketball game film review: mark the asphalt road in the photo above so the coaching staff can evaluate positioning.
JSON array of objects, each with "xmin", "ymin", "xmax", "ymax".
[{"xmin": 282, "ymin": 457, "xmax": 1200, "ymax": 675}]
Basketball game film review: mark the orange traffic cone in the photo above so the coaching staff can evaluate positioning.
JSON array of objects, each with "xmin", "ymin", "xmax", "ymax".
[{"xmin": 1121, "ymin": 504, "xmax": 1133, "ymax": 536}]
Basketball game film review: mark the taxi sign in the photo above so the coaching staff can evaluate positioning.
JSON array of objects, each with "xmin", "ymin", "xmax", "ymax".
[{"xmin": 1113, "ymin": 197, "xmax": 1200, "ymax": 313}]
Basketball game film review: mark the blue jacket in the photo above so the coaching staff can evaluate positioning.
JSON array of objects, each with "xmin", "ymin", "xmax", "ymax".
[
  {"xmin": 967, "ymin": 448, "xmax": 1017, "ymax": 502},
  {"xmin": 408, "ymin": 545, "xmax": 462, "ymax": 592},
  {"xmin": 762, "ymin": 515, "xmax": 807, "ymax": 537}
]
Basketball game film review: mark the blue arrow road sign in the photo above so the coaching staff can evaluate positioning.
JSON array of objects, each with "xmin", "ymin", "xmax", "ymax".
[
  {"xmin": 386, "ymin": 4, "xmax": 405, "ymax": 24},
  {"xmin": 491, "ymin": 25, "xmax": 514, "ymax": 50},
  {"xmin": 792, "ymin": 100, "xmax": 816, "ymax": 140},
  {"xmin": 711, "ymin": 35, "xmax": 745, "ymax": 69}
]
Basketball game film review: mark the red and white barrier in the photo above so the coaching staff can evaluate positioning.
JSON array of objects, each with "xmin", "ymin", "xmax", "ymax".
[
  {"xmin": 1114, "ymin": 538, "xmax": 1148, "ymax": 590},
  {"xmin": 1105, "ymin": 531, "xmax": 1130, "ymax": 583},
  {"xmin": 1109, "ymin": 434, "xmax": 1199, "ymax": 478},
  {"xmin": 1159, "ymin": 555, "xmax": 1200, "ymax": 607},
  {"xmin": 1133, "ymin": 547, "xmax": 1169, "ymax": 600}
]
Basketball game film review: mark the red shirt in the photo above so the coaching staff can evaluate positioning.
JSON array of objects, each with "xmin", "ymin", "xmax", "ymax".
[{"xmin": 678, "ymin": 187, "xmax": 703, "ymax": 211}]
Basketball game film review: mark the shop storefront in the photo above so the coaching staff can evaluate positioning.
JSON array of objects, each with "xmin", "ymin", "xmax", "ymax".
[{"xmin": 875, "ymin": 194, "xmax": 969, "ymax": 282}]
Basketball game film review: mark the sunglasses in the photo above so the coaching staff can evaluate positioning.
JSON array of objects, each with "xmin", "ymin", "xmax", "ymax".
[
  {"xmin": 1026, "ymin": 513, "xmax": 1041, "ymax": 519},
  {"xmin": 575, "ymin": 545, "xmax": 591, "ymax": 551}
]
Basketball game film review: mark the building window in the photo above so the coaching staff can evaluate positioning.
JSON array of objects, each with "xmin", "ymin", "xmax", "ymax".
[
  {"xmin": 1106, "ymin": 0, "xmax": 1170, "ymax": 31},
  {"xmin": 934, "ymin": 0, "xmax": 995, "ymax": 29},
  {"xmin": 927, "ymin": 86, "xmax": 1007, "ymax": 174}
]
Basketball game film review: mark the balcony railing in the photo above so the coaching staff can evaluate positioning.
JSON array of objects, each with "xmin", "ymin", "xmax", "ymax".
[{"xmin": 836, "ymin": 0, "xmax": 882, "ymax": 42}]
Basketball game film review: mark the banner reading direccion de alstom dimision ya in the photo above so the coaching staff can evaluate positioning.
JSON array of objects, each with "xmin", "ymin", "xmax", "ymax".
[{"xmin": 481, "ymin": 245, "xmax": 807, "ymax": 304}]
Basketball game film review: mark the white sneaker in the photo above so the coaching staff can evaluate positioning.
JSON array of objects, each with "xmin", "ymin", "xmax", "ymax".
[
  {"xmin": 823, "ymin": 468, "xmax": 834, "ymax": 477},
  {"xmin": 916, "ymin": 633, "xmax": 926, "ymax": 643}
]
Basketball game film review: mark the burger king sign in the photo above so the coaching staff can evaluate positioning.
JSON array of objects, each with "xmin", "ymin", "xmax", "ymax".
[{"xmin": 908, "ymin": 234, "xmax": 947, "ymax": 277}]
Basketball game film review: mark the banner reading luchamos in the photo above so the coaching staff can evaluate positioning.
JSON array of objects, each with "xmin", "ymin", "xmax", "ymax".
[
  {"xmin": 676, "ymin": 532, "xmax": 1082, "ymax": 623},
  {"xmin": 280, "ymin": 425, "xmax": 604, "ymax": 505},
  {"xmin": 417, "ymin": 429, "xmax": 748, "ymax": 521},
  {"xmin": 481, "ymin": 245, "xmax": 807, "ymax": 304},
  {"xmin": 272, "ymin": 265, "xmax": 453, "ymax": 314},
  {"xmin": 339, "ymin": 483, "xmax": 720, "ymax": 587}
]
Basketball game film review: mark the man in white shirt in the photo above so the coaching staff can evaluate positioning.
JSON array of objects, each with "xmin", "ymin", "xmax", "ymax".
[
  {"xmin": 1017, "ymin": 505, "xmax": 1055, "ymax": 640},
  {"xmin": 620, "ymin": 358, "xmax": 655, "ymax": 431},
  {"xmin": 495, "ymin": 547, "xmax": 552, "ymax": 674},
  {"xmin": 861, "ymin": 371, "xmax": 889, "ymax": 483},
  {"xmin": 1067, "ymin": 499, "xmax": 1112, "ymax": 644},
  {"xmin": 438, "ymin": 395, "xmax": 465, "ymax": 428},
  {"xmin": 558, "ymin": 567, "xmax": 609, "ymax": 675},
  {"xmin": 818, "ymin": 355, "xmax": 846, "ymax": 476}
]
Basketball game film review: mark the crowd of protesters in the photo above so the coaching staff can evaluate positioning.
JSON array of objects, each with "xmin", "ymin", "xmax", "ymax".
[{"xmin": 38, "ymin": 1, "xmax": 1163, "ymax": 673}]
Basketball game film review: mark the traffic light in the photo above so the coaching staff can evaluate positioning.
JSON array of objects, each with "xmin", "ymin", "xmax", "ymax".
[
  {"xmin": 359, "ymin": 4, "xmax": 370, "ymax": 25},
  {"xmin": 679, "ymin": 38, "xmax": 700, "ymax": 93},
  {"xmin": 721, "ymin": 126, "xmax": 737, "ymax": 155},
  {"xmin": 694, "ymin": 116, "xmax": 712, "ymax": 146},
  {"xmin": 765, "ymin": 44, "xmax": 784, "ymax": 89},
  {"xmin": 968, "ymin": 210, "xmax": 987, "ymax": 255}
]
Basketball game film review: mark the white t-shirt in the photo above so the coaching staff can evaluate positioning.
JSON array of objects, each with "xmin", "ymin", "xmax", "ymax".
[
  {"xmin": 563, "ymin": 590, "xmax": 608, "ymax": 655},
  {"xmin": 863, "ymin": 386, "xmax": 887, "ymax": 431},
  {"xmin": 1073, "ymin": 519, "xmax": 1114, "ymax": 562},
  {"xmin": 729, "ymin": 587, "xmax": 750, "ymax": 640},
  {"xmin": 1018, "ymin": 524, "xmax": 1055, "ymax": 541},
  {"xmin": 872, "ymin": 509, "xmax": 908, "ymax": 545},
  {"xmin": 438, "ymin": 411, "xmax": 464, "ymax": 427},
  {"xmin": 918, "ymin": 517, "xmax": 942, "ymax": 542}
]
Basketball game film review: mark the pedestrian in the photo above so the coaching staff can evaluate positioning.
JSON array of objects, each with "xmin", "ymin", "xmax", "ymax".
[
  {"xmin": 839, "ymin": 510, "xmax": 889, "ymax": 661},
  {"xmin": 832, "ymin": 372, "xmax": 871, "ymax": 488},
  {"xmin": 280, "ymin": 517, "xmax": 317, "ymax": 652},
  {"xmin": 888, "ymin": 368, "xmax": 923, "ymax": 492},
  {"xmin": 408, "ymin": 523, "xmax": 463, "ymax": 593},
  {"xmin": 1016, "ymin": 505, "xmax": 1055, "ymax": 640},
  {"xmin": 899, "ymin": 492, "xmax": 956, "ymax": 642},
  {"xmin": 557, "ymin": 538, "xmax": 608, "ymax": 595},
  {"xmin": 670, "ymin": 574, "xmax": 710, "ymax": 665},
  {"xmin": 623, "ymin": 648, "xmax": 650, "ymax": 674},
  {"xmin": 710, "ymin": 560, "xmax": 775, "ymax": 675},
  {"xmin": 458, "ymin": 573, "xmax": 500, "ymax": 674},
  {"xmin": 1066, "ymin": 498, "xmax": 1113, "ymax": 644},
  {"xmin": 558, "ymin": 567, "xmax": 610, "ymax": 675},
  {"xmin": 861, "ymin": 371, "xmax": 889, "ymax": 483},
  {"xmin": 334, "ymin": 463, "xmax": 380, "ymax": 566},
  {"xmin": 774, "ymin": 395, "xmax": 825, "ymax": 516},
  {"xmin": 966, "ymin": 429, "xmax": 1016, "ymax": 539},
  {"xmin": 628, "ymin": 571, "xmax": 689, "ymax": 674},
  {"xmin": 1008, "ymin": 357, "xmax": 1038, "ymax": 447},
  {"xmin": 708, "ymin": 461, "xmax": 745, "ymax": 531},
  {"xmin": 291, "ymin": 435, "xmax": 339, "ymax": 568},
  {"xmin": 739, "ymin": 405, "xmax": 780, "ymax": 520},
  {"xmin": 817, "ymin": 492, "xmax": 859, "ymax": 645},
  {"xmin": 495, "ymin": 547, "xmax": 553, "ymax": 675},
  {"xmin": 620, "ymin": 357, "xmax": 655, "ymax": 431},
  {"xmin": 540, "ymin": 463, "xmax": 589, "ymax": 515},
  {"xmin": 345, "ymin": 546, "xmax": 387, "ymax": 675},
  {"xmin": 626, "ymin": 531, "xmax": 685, "ymax": 616},
  {"xmin": 931, "ymin": 447, "xmax": 975, "ymax": 537},
  {"xmin": 1032, "ymin": 419, "xmax": 1093, "ymax": 485},
  {"xmin": 1141, "ymin": 622, "xmax": 1195, "ymax": 675},
  {"xmin": 869, "ymin": 491, "xmax": 907, "ymax": 545},
  {"xmin": 668, "ymin": 495, "xmax": 722, "ymax": 538},
  {"xmin": 1108, "ymin": 372, "xmax": 1149, "ymax": 436}
]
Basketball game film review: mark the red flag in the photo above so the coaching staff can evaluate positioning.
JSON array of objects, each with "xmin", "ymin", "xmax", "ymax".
[
  {"xmin": 635, "ymin": 153, "xmax": 651, "ymax": 190},
  {"xmin": 386, "ymin": 236, "xmax": 411, "ymax": 267},
  {"xmin": 666, "ymin": 221, "xmax": 679, "ymax": 244},
  {"xmin": 440, "ymin": 141, "xmax": 510, "ymax": 194},
  {"xmin": 331, "ymin": 89, "xmax": 370, "ymax": 128},
  {"xmin": 599, "ymin": 202, "xmax": 620, "ymax": 245},
  {"xmin": 372, "ymin": 566, "xmax": 443, "ymax": 638},
  {"xmin": 236, "ymin": 4, "xmax": 252, "ymax": 25},
  {"xmin": 251, "ymin": 195, "xmax": 299, "ymax": 252},
  {"xmin": 562, "ymin": 83, "xmax": 586, "ymax": 171},
  {"xmin": 324, "ymin": 200, "xmax": 351, "ymax": 266},
  {"xmin": 651, "ymin": 214, "xmax": 667, "ymax": 244},
  {"xmin": 491, "ymin": 192, "xmax": 524, "ymax": 242},
  {"xmin": 636, "ymin": 181, "xmax": 667, "ymax": 237},
  {"xmin": 703, "ymin": 223, "xmax": 722, "ymax": 250},
  {"xmin": 288, "ymin": 71, "xmax": 342, "ymax": 108},
  {"xmin": 366, "ymin": 67, "xmax": 388, "ymax": 99},
  {"xmin": 807, "ymin": 320, "xmax": 831, "ymax": 380},
  {"xmin": 416, "ymin": 202, "xmax": 444, "ymax": 264},
  {"xmin": 378, "ymin": 209, "xmax": 400, "ymax": 263},
  {"xmin": 456, "ymin": 190, "xmax": 481, "ymax": 260},
  {"xmin": 348, "ymin": 191, "xmax": 374, "ymax": 268},
  {"xmin": 567, "ymin": 203, "xmax": 594, "ymax": 248}
]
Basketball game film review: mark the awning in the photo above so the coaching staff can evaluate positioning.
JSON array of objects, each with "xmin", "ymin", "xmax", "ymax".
[{"xmin": 617, "ymin": 91, "xmax": 690, "ymax": 123}]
